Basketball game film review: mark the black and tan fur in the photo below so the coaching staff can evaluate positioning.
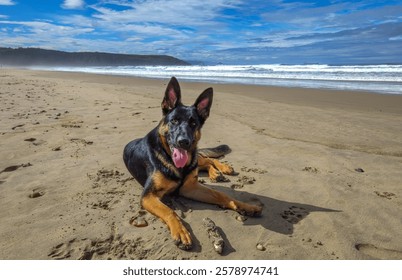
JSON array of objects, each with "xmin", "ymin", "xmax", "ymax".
[{"xmin": 123, "ymin": 77, "xmax": 262, "ymax": 250}]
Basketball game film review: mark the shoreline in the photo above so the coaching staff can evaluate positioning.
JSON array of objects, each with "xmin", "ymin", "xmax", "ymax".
[
  {"xmin": 10, "ymin": 67, "xmax": 402, "ymax": 114},
  {"xmin": 1, "ymin": 69, "xmax": 401, "ymax": 260},
  {"xmin": 20, "ymin": 63, "xmax": 402, "ymax": 95}
]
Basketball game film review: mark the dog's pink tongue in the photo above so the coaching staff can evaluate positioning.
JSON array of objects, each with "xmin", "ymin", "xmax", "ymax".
[{"xmin": 172, "ymin": 148, "xmax": 188, "ymax": 168}]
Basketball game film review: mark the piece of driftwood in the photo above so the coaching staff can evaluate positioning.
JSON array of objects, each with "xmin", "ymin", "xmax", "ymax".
[{"xmin": 203, "ymin": 217, "xmax": 224, "ymax": 254}]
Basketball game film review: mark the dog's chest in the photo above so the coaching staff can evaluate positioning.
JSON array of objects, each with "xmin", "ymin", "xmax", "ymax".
[{"xmin": 151, "ymin": 168, "xmax": 197, "ymax": 197}]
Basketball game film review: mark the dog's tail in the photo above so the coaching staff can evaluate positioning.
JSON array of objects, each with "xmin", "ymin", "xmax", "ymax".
[{"xmin": 198, "ymin": 145, "xmax": 232, "ymax": 159}]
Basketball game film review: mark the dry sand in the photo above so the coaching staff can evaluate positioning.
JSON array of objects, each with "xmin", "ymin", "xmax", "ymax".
[{"xmin": 0, "ymin": 69, "xmax": 401, "ymax": 260}]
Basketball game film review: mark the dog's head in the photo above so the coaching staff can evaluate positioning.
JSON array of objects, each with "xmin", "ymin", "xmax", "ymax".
[{"xmin": 160, "ymin": 77, "xmax": 213, "ymax": 168}]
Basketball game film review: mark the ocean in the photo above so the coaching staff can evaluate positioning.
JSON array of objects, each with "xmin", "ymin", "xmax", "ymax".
[{"xmin": 38, "ymin": 64, "xmax": 402, "ymax": 95}]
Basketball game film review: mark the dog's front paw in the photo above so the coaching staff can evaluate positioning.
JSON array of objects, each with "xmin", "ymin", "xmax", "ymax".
[
  {"xmin": 171, "ymin": 222, "xmax": 192, "ymax": 250},
  {"xmin": 209, "ymin": 168, "xmax": 223, "ymax": 182},
  {"xmin": 220, "ymin": 163, "xmax": 236, "ymax": 175},
  {"xmin": 212, "ymin": 171, "xmax": 230, "ymax": 183}
]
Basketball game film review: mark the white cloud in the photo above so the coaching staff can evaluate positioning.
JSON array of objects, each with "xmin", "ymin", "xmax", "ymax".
[
  {"xmin": 91, "ymin": 0, "xmax": 240, "ymax": 26},
  {"xmin": 389, "ymin": 35, "xmax": 402, "ymax": 41},
  {"xmin": 0, "ymin": 20, "xmax": 94, "ymax": 37},
  {"xmin": 62, "ymin": 0, "xmax": 85, "ymax": 10},
  {"xmin": 54, "ymin": 0, "xmax": 238, "ymax": 57},
  {"xmin": 58, "ymin": 14, "xmax": 95, "ymax": 28},
  {"xmin": 0, "ymin": 0, "xmax": 16, "ymax": 5}
]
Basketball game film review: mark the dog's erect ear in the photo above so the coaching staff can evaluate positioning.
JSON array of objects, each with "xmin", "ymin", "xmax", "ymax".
[
  {"xmin": 162, "ymin": 77, "xmax": 182, "ymax": 115},
  {"xmin": 194, "ymin": 87, "xmax": 213, "ymax": 122}
]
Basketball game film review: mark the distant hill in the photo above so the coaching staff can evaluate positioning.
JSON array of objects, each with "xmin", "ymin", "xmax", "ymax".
[{"xmin": 0, "ymin": 47, "xmax": 190, "ymax": 67}]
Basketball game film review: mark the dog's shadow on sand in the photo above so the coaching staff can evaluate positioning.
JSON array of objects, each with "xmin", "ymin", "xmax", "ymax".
[
  {"xmin": 232, "ymin": 186, "xmax": 340, "ymax": 235},
  {"xmin": 172, "ymin": 183, "xmax": 340, "ymax": 253}
]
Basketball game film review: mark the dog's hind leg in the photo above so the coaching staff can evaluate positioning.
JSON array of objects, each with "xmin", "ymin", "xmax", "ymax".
[{"xmin": 180, "ymin": 170, "xmax": 262, "ymax": 217}]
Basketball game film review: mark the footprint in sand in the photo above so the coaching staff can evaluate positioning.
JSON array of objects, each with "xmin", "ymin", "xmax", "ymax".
[
  {"xmin": 70, "ymin": 138, "xmax": 93, "ymax": 145},
  {"xmin": 61, "ymin": 120, "xmax": 84, "ymax": 128},
  {"xmin": 48, "ymin": 238, "xmax": 90, "ymax": 260},
  {"xmin": 355, "ymin": 243, "xmax": 402, "ymax": 259},
  {"xmin": 280, "ymin": 206, "xmax": 309, "ymax": 224},
  {"xmin": 0, "ymin": 165, "xmax": 21, "ymax": 173},
  {"xmin": 241, "ymin": 166, "xmax": 268, "ymax": 174},
  {"xmin": 373, "ymin": 191, "xmax": 396, "ymax": 200},
  {"xmin": 11, "ymin": 124, "xmax": 25, "ymax": 130},
  {"xmin": 302, "ymin": 166, "xmax": 319, "ymax": 173},
  {"xmin": 68, "ymin": 138, "xmax": 94, "ymax": 158},
  {"xmin": 24, "ymin": 137, "xmax": 46, "ymax": 146},
  {"xmin": 230, "ymin": 175, "xmax": 256, "ymax": 189},
  {"xmin": 48, "ymin": 242, "xmax": 71, "ymax": 260},
  {"xmin": 0, "ymin": 163, "xmax": 32, "ymax": 174},
  {"xmin": 78, "ymin": 169, "xmax": 130, "ymax": 213},
  {"xmin": 48, "ymin": 234, "xmax": 146, "ymax": 260},
  {"xmin": 28, "ymin": 188, "xmax": 45, "ymax": 198}
]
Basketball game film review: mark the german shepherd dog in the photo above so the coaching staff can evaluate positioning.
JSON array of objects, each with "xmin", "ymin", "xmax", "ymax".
[{"xmin": 123, "ymin": 77, "xmax": 262, "ymax": 250}]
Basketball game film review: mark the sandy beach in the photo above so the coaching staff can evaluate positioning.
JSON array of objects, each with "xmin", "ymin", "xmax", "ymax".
[{"xmin": 0, "ymin": 68, "xmax": 401, "ymax": 260}]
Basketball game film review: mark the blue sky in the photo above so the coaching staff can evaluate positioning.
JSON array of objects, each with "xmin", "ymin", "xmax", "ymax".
[{"xmin": 1, "ymin": 0, "xmax": 402, "ymax": 64}]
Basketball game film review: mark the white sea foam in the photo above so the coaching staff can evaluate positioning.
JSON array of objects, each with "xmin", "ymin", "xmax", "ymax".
[{"xmin": 34, "ymin": 64, "xmax": 402, "ymax": 94}]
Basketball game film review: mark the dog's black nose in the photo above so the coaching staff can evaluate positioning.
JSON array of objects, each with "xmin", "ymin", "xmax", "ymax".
[{"xmin": 178, "ymin": 138, "xmax": 191, "ymax": 149}]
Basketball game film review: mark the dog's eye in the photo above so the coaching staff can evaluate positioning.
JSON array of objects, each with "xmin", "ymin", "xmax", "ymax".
[
  {"xmin": 190, "ymin": 121, "xmax": 197, "ymax": 128},
  {"xmin": 170, "ymin": 118, "xmax": 179, "ymax": 125},
  {"xmin": 189, "ymin": 117, "xmax": 197, "ymax": 128}
]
